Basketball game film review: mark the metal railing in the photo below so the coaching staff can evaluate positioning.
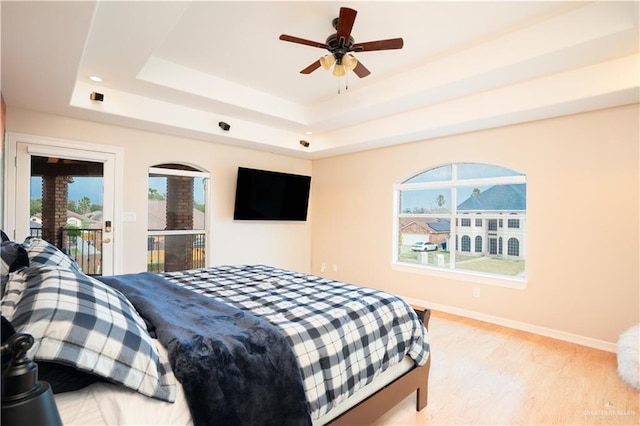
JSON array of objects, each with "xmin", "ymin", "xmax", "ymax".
[
  {"xmin": 29, "ymin": 228, "xmax": 206, "ymax": 275},
  {"xmin": 30, "ymin": 228, "xmax": 103, "ymax": 276},
  {"xmin": 147, "ymin": 232, "xmax": 206, "ymax": 273},
  {"xmin": 63, "ymin": 229, "xmax": 103, "ymax": 275}
]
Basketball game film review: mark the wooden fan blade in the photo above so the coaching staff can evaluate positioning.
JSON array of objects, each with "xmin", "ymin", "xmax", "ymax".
[
  {"xmin": 279, "ymin": 34, "xmax": 327, "ymax": 49},
  {"xmin": 352, "ymin": 61, "xmax": 371, "ymax": 78},
  {"xmin": 300, "ymin": 60, "xmax": 322, "ymax": 74},
  {"xmin": 336, "ymin": 7, "xmax": 357, "ymax": 44},
  {"xmin": 352, "ymin": 38, "xmax": 404, "ymax": 52}
]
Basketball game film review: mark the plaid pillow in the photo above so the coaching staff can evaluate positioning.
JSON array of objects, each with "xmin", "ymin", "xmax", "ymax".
[
  {"xmin": 1, "ymin": 266, "xmax": 176, "ymax": 402},
  {"xmin": 22, "ymin": 238, "xmax": 80, "ymax": 271}
]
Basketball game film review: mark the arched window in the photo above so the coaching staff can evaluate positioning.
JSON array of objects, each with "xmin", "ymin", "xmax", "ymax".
[
  {"xmin": 507, "ymin": 238, "xmax": 520, "ymax": 256},
  {"xmin": 461, "ymin": 236, "xmax": 471, "ymax": 252},
  {"xmin": 147, "ymin": 163, "xmax": 209, "ymax": 273},
  {"xmin": 475, "ymin": 236, "xmax": 483, "ymax": 253},
  {"xmin": 394, "ymin": 163, "xmax": 526, "ymax": 281}
]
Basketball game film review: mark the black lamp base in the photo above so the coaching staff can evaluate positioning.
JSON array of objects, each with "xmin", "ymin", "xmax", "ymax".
[
  {"xmin": 2, "ymin": 380, "xmax": 62, "ymax": 426},
  {"xmin": 2, "ymin": 327, "xmax": 63, "ymax": 426}
]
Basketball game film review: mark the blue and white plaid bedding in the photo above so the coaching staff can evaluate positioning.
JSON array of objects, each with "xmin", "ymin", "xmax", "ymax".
[
  {"xmin": 162, "ymin": 265, "xmax": 430, "ymax": 420},
  {"xmin": 2, "ymin": 265, "xmax": 176, "ymax": 401}
]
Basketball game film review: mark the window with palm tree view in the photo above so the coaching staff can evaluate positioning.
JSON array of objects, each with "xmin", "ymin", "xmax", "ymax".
[{"xmin": 394, "ymin": 163, "xmax": 526, "ymax": 281}]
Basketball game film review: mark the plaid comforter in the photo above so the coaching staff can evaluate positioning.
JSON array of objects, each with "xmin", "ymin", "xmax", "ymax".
[{"xmin": 162, "ymin": 265, "xmax": 430, "ymax": 420}]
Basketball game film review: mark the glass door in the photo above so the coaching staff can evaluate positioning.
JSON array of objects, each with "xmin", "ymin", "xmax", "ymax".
[{"xmin": 14, "ymin": 142, "xmax": 116, "ymax": 275}]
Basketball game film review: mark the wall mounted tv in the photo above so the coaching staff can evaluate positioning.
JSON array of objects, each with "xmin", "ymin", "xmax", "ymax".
[{"xmin": 233, "ymin": 167, "xmax": 311, "ymax": 221}]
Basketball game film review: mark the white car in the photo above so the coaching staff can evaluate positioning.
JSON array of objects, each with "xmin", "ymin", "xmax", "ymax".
[{"xmin": 411, "ymin": 241, "xmax": 438, "ymax": 252}]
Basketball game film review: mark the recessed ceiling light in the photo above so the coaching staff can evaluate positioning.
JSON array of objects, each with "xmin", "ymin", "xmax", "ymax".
[
  {"xmin": 305, "ymin": 131, "xmax": 313, "ymax": 135},
  {"xmin": 89, "ymin": 75, "xmax": 103, "ymax": 82}
]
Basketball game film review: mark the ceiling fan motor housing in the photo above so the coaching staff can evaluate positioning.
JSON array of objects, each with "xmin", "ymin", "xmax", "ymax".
[{"xmin": 325, "ymin": 34, "xmax": 355, "ymax": 63}]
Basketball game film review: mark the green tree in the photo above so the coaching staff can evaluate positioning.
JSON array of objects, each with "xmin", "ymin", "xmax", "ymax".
[
  {"xmin": 148, "ymin": 188, "xmax": 165, "ymax": 200},
  {"xmin": 65, "ymin": 223, "xmax": 81, "ymax": 238},
  {"xmin": 77, "ymin": 196, "xmax": 91, "ymax": 214},
  {"xmin": 30, "ymin": 198, "xmax": 42, "ymax": 216},
  {"xmin": 68, "ymin": 199, "xmax": 78, "ymax": 212}
]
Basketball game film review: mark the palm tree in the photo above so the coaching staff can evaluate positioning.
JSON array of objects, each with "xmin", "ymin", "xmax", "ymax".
[{"xmin": 148, "ymin": 188, "xmax": 165, "ymax": 200}]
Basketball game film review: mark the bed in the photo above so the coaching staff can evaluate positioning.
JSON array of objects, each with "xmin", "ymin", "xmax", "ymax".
[{"xmin": 1, "ymin": 237, "xmax": 431, "ymax": 425}]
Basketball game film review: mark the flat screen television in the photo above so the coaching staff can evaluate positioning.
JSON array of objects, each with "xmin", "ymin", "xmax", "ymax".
[{"xmin": 233, "ymin": 167, "xmax": 311, "ymax": 221}]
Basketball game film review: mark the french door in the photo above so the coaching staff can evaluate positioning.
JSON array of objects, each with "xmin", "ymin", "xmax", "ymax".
[{"xmin": 7, "ymin": 134, "xmax": 121, "ymax": 275}]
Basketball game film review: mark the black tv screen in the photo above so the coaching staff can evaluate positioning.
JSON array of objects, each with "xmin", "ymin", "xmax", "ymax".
[{"xmin": 233, "ymin": 167, "xmax": 311, "ymax": 221}]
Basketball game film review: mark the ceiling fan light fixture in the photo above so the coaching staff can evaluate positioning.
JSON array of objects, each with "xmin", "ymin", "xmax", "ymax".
[
  {"xmin": 333, "ymin": 64, "xmax": 346, "ymax": 77},
  {"xmin": 320, "ymin": 55, "xmax": 335, "ymax": 70},
  {"xmin": 344, "ymin": 54, "xmax": 358, "ymax": 71}
]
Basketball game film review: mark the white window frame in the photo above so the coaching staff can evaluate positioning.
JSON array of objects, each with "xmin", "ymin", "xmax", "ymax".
[
  {"xmin": 392, "ymin": 163, "xmax": 527, "ymax": 289},
  {"xmin": 147, "ymin": 165, "xmax": 211, "ymax": 267}
]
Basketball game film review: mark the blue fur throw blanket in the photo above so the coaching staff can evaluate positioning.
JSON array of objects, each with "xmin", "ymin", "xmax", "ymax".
[{"xmin": 98, "ymin": 272, "xmax": 311, "ymax": 426}]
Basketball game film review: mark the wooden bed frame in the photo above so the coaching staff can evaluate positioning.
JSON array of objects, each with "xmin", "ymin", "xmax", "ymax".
[{"xmin": 328, "ymin": 305, "xmax": 431, "ymax": 425}]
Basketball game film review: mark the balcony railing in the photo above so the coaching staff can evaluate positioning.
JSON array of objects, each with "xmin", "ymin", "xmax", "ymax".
[
  {"xmin": 30, "ymin": 227, "xmax": 103, "ymax": 276},
  {"xmin": 147, "ymin": 232, "xmax": 206, "ymax": 273},
  {"xmin": 29, "ymin": 228, "xmax": 206, "ymax": 275}
]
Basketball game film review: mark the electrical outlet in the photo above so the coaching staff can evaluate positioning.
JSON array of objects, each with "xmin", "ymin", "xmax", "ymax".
[
  {"xmin": 320, "ymin": 263, "xmax": 326, "ymax": 273},
  {"xmin": 473, "ymin": 288, "xmax": 480, "ymax": 298},
  {"xmin": 333, "ymin": 264, "xmax": 338, "ymax": 272}
]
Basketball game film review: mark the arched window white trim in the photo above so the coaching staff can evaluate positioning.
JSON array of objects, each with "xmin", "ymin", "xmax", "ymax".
[
  {"xmin": 392, "ymin": 163, "xmax": 527, "ymax": 288},
  {"xmin": 147, "ymin": 163, "xmax": 210, "ymax": 272}
]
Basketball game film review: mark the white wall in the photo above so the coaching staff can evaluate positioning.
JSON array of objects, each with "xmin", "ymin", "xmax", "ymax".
[
  {"xmin": 311, "ymin": 104, "xmax": 639, "ymax": 347},
  {"xmin": 5, "ymin": 104, "xmax": 638, "ymax": 348},
  {"xmin": 5, "ymin": 107, "xmax": 312, "ymax": 274}
]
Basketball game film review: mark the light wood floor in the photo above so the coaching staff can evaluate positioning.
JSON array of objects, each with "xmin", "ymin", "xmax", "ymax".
[{"xmin": 374, "ymin": 311, "xmax": 639, "ymax": 425}]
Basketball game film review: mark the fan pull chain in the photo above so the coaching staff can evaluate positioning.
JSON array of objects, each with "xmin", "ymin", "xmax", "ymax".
[{"xmin": 337, "ymin": 75, "xmax": 351, "ymax": 95}]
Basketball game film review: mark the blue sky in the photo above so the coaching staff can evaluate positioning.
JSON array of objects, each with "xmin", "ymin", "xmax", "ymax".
[
  {"xmin": 31, "ymin": 176, "xmax": 206, "ymax": 204},
  {"xmin": 31, "ymin": 176, "xmax": 104, "ymax": 203}
]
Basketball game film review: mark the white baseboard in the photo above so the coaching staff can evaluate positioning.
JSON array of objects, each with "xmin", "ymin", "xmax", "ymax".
[{"xmin": 403, "ymin": 297, "xmax": 617, "ymax": 353}]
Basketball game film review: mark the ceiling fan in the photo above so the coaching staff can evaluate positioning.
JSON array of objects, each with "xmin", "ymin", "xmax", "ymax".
[{"xmin": 279, "ymin": 7, "xmax": 404, "ymax": 78}]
